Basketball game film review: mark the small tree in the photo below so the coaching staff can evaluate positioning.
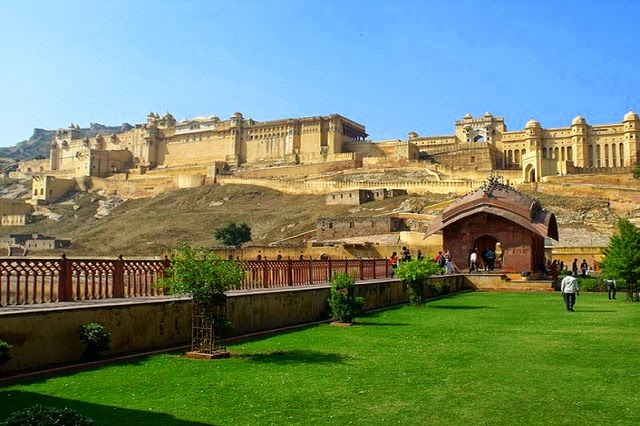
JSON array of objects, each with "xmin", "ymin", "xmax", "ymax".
[
  {"xmin": 161, "ymin": 244, "xmax": 244, "ymax": 355},
  {"xmin": 0, "ymin": 339, "xmax": 12, "ymax": 367},
  {"xmin": 328, "ymin": 273, "xmax": 364, "ymax": 324},
  {"xmin": 78, "ymin": 323, "xmax": 111, "ymax": 357},
  {"xmin": 633, "ymin": 162, "xmax": 640, "ymax": 179},
  {"xmin": 599, "ymin": 220, "xmax": 640, "ymax": 301},
  {"xmin": 396, "ymin": 257, "xmax": 443, "ymax": 306},
  {"xmin": 214, "ymin": 222, "xmax": 252, "ymax": 248}
]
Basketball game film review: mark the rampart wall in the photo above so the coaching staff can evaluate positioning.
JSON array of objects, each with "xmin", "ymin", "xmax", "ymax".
[{"xmin": 218, "ymin": 176, "xmax": 482, "ymax": 195}]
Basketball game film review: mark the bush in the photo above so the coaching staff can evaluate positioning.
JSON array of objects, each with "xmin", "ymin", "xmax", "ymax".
[
  {"xmin": 78, "ymin": 323, "xmax": 111, "ymax": 356},
  {"xmin": 395, "ymin": 258, "xmax": 443, "ymax": 305},
  {"xmin": 328, "ymin": 273, "xmax": 364, "ymax": 323},
  {"xmin": 1, "ymin": 405, "xmax": 94, "ymax": 426},
  {"xmin": 0, "ymin": 339, "xmax": 12, "ymax": 366}
]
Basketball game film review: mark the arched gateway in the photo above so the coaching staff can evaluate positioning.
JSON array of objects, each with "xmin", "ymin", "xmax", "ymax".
[{"xmin": 424, "ymin": 175, "xmax": 559, "ymax": 273}]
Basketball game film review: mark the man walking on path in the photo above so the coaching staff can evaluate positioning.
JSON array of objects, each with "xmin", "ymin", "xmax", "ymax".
[{"xmin": 561, "ymin": 271, "xmax": 580, "ymax": 311}]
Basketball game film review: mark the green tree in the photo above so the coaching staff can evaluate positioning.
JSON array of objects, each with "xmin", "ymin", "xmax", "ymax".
[
  {"xmin": 396, "ymin": 257, "xmax": 444, "ymax": 305},
  {"xmin": 214, "ymin": 222, "xmax": 252, "ymax": 248},
  {"xmin": 599, "ymin": 219, "xmax": 640, "ymax": 301},
  {"xmin": 160, "ymin": 244, "xmax": 245, "ymax": 354},
  {"xmin": 328, "ymin": 273, "xmax": 364, "ymax": 324},
  {"xmin": 633, "ymin": 162, "xmax": 640, "ymax": 179}
]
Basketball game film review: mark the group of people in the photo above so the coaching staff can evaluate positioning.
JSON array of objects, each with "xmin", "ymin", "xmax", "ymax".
[
  {"xmin": 468, "ymin": 247, "xmax": 496, "ymax": 272},
  {"xmin": 389, "ymin": 247, "xmax": 425, "ymax": 274},
  {"xmin": 435, "ymin": 251, "xmax": 455, "ymax": 274}
]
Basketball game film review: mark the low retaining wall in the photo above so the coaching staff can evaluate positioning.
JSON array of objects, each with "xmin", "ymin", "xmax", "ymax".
[{"xmin": 3, "ymin": 277, "xmax": 449, "ymax": 374}]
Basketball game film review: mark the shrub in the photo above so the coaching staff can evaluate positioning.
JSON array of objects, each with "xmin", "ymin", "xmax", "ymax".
[
  {"xmin": 0, "ymin": 339, "xmax": 12, "ymax": 366},
  {"xmin": 395, "ymin": 258, "xmax": 443, "ymax": 305},
  {"xmin": 1, "ymin": 405, "xmax": 94, "ymax": 426},
  {"xmin": 328, "ymin": 273, "xmax": 364, "ymax": 323},
  {"xmin": 78, "ymin": 323, "xmax": 111, "ymax": 356}
]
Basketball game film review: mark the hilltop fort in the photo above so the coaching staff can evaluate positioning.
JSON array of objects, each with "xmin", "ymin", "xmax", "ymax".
[{"xmin": 6, "ymin": 109, "xmax": 640, "ymax": 207}]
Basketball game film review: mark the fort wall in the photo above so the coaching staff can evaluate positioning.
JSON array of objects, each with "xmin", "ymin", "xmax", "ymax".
[{"xmin": 218, "ymin": 176, "xmax": 481, "ymax": 195}]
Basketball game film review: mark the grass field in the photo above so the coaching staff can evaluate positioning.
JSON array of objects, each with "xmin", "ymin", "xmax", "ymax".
[{"xmin": 1, "ymin": 292, "xmax": 638, "ymax": 425}]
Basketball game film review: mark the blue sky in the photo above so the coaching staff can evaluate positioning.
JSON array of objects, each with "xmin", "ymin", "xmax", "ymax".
[{"xmin": 1, "ymin": 0, "xmax": 639, "ymax": 148}]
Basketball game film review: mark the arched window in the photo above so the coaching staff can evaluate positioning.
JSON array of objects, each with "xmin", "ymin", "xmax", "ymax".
[
  {"xmin": 611, "ymin": 144, "xmax": 616, "ymax": 167},
  {"xmin": 619, "ymin": 143, "xmax": 625, "ymax": 167}
]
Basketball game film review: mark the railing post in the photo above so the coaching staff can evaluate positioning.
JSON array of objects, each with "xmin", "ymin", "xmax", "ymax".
[
  {"xmin": 328, "ymin": 257, "xmax": 332, "ymax": 282},
  {"xmin": 309, "ymin": 258, "xmax": 313, "ymax": 285},
  {"xmin": 58, "ymin": 253, "xmax": 73, "ymax": 302},
  {"xmin": 113, "ymin": 255, "xmax": 125, "ymax": 298},
  {"xmin": 287, "ymin": 257, "xmax": 293, "ymax": 286},
  {"xmin": 263, "ymin": 257, "xmax": 269, "ymax": 288},
  {"xmin": 344, "ymin": 257, "xmax": 348, "ymax": 275},
  {"xmin": 372, "ymin": 259, "xmax": 377, "ymax": 279},
  {"xmin": 359, "ymin": 258, "xmax": 364, "ymax": 280}
]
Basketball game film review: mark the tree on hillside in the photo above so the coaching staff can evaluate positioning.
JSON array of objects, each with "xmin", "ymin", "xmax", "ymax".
[
  {"xmin": 214, "ymin": 222, "xmax": 252, "ymax": 248},
  {"xmin": 599, "ymin": 219, "xmax": 640, "ymax": 301}
]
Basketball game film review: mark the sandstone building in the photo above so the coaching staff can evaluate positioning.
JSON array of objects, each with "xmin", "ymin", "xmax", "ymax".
[
  {"xmin": 45, "ymin": 112, "xmax": 367, "ymax": 177},
  {"xmin": 15, "ymin": 109, "xmax": 640, "ymax": 205},
  {"xmin": 409, "ymin": 110, "xmax": 640, "ymax": 181}
]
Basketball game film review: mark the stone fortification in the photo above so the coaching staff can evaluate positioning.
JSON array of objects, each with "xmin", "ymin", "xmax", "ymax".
[{"xmin": 13, "ymin": 109, "xmax": 640, "ymax": 205}]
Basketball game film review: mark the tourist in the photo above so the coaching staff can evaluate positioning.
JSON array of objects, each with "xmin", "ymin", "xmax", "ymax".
[
  {"xmin": 417, "ymin": 250, "xmax": 424, "ymax": 261},
  {"xmin": 444, "ymin": 251, "xmax": 454, "ymax": 274},
  {"xmin": 481, "ymin": 248, "xmax": 489, "ymax": 271},
  {"xmin": 435, "ymin": 251, "xmax": 443, "ymax": 264},
  {"xmin": 606, "ymin": 278, "xmax": 617, "ymax": 300},
  {"xmin": 485, "ymin": 248, "xmax": 495, "ymax": 271},
  {"xmin": 469, "ymin": 249, "xmax": 478, "ymax": 272},
  {"xmin": 560, "ymin": 271, "xmax": 580, "ymax": 311},
  {"xmin": 401, "ymin": 246, "xmax": 412, "ymax": 263},
  {"xmin": 550, "ymin": 260, "xmax": 559, "ymax": 289},
  {"xmin": 389, "ymin": 252, "xmax": 399, "ymax": 271},
  {"xmin": 572, "ymin": 258, "xmax": 579, "ymax": 277},
  {"xmin": 580, "ymin": 259, "xmax": 589, "ymax": 277}
]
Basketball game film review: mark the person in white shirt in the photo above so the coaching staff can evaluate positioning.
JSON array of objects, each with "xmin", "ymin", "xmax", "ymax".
[
  {"xmin": 560, "ymin": 271, "xmax": 580, "ymax": 311},
  {"xmin": 469, "ymin": 249, "xmax": 477, "ymax": 272}
]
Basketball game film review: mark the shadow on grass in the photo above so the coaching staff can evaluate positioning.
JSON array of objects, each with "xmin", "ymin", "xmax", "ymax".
[
  {"xmin": 354, "ymin": 322, "xmax": 411, "ymax": 327},
  {"xmin": 234, "ymin": 349, "xmax": 347, "ymax": 365},
  {"xmin": 427, "ymin": 305, "xmax": 491, "ymax": 310},
  {"xmin": 0, "ymin": 391, "xmax": 209, "ymax": 426}
]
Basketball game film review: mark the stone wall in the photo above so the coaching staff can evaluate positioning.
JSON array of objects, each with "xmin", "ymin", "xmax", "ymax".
[
  {"xmin": 0, "ymin": 277, "xmax": 419, "ymax": 374},
  {"xmin": 316, "ymin": 216, "xmax": 404, "ymax": 241}
]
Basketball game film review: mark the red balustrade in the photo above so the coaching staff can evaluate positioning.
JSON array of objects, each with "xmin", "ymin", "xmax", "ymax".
[{"xmin": 0, "ymin": 256, "xmax": 392, "ymax": 306}]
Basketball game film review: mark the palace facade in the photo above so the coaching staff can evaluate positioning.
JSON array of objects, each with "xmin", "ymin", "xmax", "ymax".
[
  {"xmin": 409, "ymin": 110, "xmax": 640, "ymax": 181},
  {"xmin": 46, "ymin": 112, "xmax": 368, "ymax": 177}
]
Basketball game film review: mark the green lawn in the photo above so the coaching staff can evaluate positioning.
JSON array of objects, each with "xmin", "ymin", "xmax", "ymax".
[{"xmin": 1, "ymin": 292, "xmax": 638, "ymax": 425}]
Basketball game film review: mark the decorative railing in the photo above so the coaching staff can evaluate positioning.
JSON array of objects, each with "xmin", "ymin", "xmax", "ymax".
[{"xmin": 0, "ymin": 255, "xmax": 392, "ymax": 307}]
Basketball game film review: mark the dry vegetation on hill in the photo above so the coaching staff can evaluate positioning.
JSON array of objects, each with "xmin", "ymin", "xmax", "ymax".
[{"xmin": 0, "ymin": 172, "xmax": 637, "ymax": 257}]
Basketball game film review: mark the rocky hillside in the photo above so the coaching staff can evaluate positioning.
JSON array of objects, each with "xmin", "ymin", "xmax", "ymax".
[{"xmin": 0, "ymin": 122, "xmax": 132, "ymax": 165}]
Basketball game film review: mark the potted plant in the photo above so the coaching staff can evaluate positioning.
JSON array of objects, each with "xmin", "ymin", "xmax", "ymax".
[
  {"xmin": 160, "ymin": 243, "xmax": 244, "ymax": 358},
  {"xmin": 328, "ymin": 273, "xmax": 364, "ymax": 325},
  {"xmin": 396, "ymin": 257, "xmax": 443, "ymax": 305},
  {"xmin": 78, "ymin": 323, "xmax": 111, "ymax": 357},
  {"xmin": 0, "ymin": 338, "xmax": 12, "ymax": 367}
]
